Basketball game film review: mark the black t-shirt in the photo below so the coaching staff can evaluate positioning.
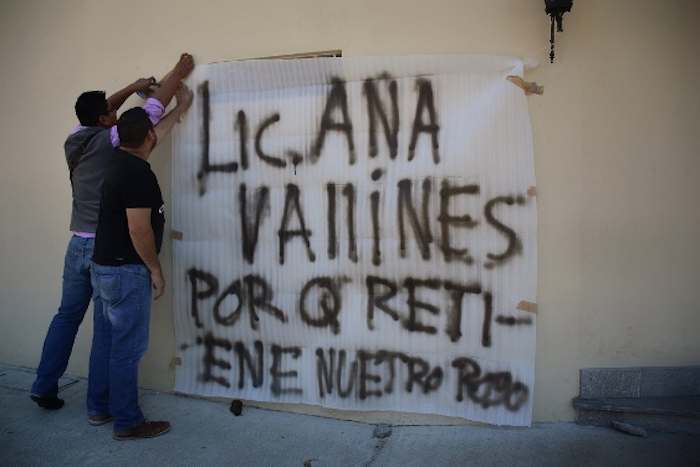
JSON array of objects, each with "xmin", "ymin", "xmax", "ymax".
[{"xmin": 93, "ymin": 149, "xmax": 165, "ymax": 266}]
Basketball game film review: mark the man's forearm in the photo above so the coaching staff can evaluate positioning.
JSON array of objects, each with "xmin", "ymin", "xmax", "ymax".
[
  {"xmin": 107, "ymin": 82, "xmax": 137, "ymax": 112},
  {"xmin": 154, "ymin": 106, "xmax": 185, "ymax": 142},
  {"xmin": 129, "ymin": 227, "xmax": 162, "ymax": 275},
  {"xmin": 152, "ymin": 54, "xmax": 193, "ymax": 108}
]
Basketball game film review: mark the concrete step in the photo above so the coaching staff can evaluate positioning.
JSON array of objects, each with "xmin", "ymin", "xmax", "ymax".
[
  {"xmin": 573, "ymin": 396, "xmax": 700, "ymax": 434},
  {"xmin": 573, "ymin": 366, "xmax": 700, "ymax": 434}
]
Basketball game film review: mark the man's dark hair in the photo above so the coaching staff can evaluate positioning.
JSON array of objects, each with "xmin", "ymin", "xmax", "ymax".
[
  {"xmin": 117, "ymin": 107, "xmax": 154, "ymax": 147},
  {"xmin": 75, "ymin": 91, "xmax": 108, "ymax": 126}
]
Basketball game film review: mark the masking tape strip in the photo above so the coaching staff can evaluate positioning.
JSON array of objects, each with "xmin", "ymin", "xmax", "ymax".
[
  {"xmin": 506, "ymin": 76, "xmax": 544, "ymax": 96},
  {"xmin": 517, "ymin": 300, "xmax": 538, "ymax": 314},
  {"xmin": 171, "ymin": 230, "xmax": 184, "ymax": 240}
]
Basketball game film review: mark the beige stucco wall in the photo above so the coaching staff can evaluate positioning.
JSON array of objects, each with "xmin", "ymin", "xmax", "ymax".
[{"xmin": 1, "ymin": 0, "xmax": 698, "ymax": 423}]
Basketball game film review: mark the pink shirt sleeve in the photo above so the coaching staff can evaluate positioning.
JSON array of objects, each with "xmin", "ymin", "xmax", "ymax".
[{"xmin": 110, "ymin": 97, "xmax": 165, "ymax": 147}]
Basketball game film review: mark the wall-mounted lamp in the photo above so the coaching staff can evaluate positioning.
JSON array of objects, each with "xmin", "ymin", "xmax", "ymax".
[{"xmin": 544, "ymin": 0, "xmax": 573, "ymax": 63}]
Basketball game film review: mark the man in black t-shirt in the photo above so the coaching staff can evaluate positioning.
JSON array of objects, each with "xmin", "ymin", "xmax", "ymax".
[
  {"xmin": 91, "ymin": 89, "xmax": 192, "ymax": 441},
  {"xmin": 93, "ymin": 129, "xmax": 166, "ymax": 272}
]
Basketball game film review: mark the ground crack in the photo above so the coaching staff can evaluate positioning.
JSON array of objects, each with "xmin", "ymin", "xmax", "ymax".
[{"xmin": 363, "ymin": 424, "xmax": 393, "ymax": 467}]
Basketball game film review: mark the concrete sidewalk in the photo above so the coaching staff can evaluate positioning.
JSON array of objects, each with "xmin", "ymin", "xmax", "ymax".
[{"xmin": 1, "ymin": 364, "xmax": 698, "ymax": 467}]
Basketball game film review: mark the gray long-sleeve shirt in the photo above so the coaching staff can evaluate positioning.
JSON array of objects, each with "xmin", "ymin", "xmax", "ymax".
[{"xmin": 63, "ymin": 97, "xmax": 165, "ymax": 233}]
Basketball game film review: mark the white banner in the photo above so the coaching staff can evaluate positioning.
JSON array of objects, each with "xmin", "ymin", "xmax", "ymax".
[{"xmin": 171, "ymin": 55, "xmax": 537, "ymax": 426}]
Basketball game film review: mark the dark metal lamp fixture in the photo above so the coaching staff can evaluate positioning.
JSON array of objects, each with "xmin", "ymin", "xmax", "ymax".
[{"xmin": 544, "ymin": 0, "xmax": 573, "ymax": 63}]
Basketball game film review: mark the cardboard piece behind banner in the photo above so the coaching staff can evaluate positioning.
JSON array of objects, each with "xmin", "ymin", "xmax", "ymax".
[{"xmin": 171, "ymin": 55, "xmax": 537, "ymax": 426}]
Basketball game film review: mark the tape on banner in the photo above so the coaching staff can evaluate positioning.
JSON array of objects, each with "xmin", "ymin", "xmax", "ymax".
[
  {"xmin": 506, "ymin": 76, "xmax": 544, "ymax": 96},
  {"xmin": 517, "ymin": 300, "xmax": 538, "ymax": 314},
  {"xmin": 169, "ymin": 357, "xmax": 182, "ymax": 369},
  {"xmin": 171, "ymin": 230, "xmax": 184, "ymax": 240}
]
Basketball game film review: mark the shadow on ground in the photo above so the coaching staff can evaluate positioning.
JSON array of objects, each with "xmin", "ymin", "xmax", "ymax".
[{"xmin": 1, "ymin": 364, "xmax": 698, "ymax": 467}]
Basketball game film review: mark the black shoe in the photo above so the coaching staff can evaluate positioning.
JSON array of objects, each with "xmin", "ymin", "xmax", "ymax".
[{"xmin": 30, "ymin": 394, "xmax": 65, "ymax": 410}]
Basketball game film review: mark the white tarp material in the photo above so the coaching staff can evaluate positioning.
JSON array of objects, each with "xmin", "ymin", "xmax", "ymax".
[{"xmin": 171, "ymin": 55, "xmax": 537, "ymax": 426}]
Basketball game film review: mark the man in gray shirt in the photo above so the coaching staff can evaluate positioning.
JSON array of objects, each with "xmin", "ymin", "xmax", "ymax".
[{"xmin": 30, "ymin": 54, "xmax": 194, "ymax": 417}]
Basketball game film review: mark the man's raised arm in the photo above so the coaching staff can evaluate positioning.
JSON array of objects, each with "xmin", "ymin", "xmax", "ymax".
[
  {"xmin": 154, "ymin": 84, "xmax": 194, "ymax": 143},
  {"xmin": 150, "ymin": 53, "xmax": 194, "ymax": 109},
  {"xmin": 107, "ymin": 53, "xmax": 194, "ymax": 114},
  {"xmin": 109, "ymin": 54, "xmax": 195, "ymax": 147},
  {"xmin": 107, "ymin": 78, "xmax": 157, "ymax": 113}
]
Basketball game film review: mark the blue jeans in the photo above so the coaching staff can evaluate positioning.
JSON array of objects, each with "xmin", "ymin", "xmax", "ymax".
[
  {"xmin": 32, "ymin": 236, "xmax": 103, "ymax": 404},
  {"xmin": 90, "ymin": 263, "xmax": 152, "ymax": 431}
]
